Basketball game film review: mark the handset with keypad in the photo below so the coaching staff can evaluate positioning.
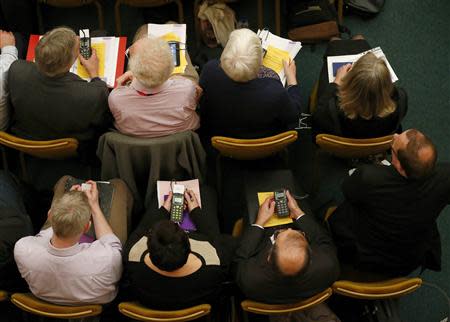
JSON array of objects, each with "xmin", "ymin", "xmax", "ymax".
[
  {"xmin": 79, "ymin": 29, "xmax": 91, "ymax": 59},
  {"xmin": 274, "ymin": 189, "xmax": 289, "ymax": 217},
  {"xmin": 170, "ymin": 184, "xmax": 185, "ymax": 223}
]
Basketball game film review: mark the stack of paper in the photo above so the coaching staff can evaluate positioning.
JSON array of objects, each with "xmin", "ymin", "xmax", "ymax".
[
  {"xmin": 326, "ymin": 47, "xmax": 398, "ymax": 83},
  {"xmin": 70, "ymin": 37, "xmax": 120, "ymax": 88},
  {"xmin": 257, "ymin": 192, "xmax": 293, "ymax": 228},
  {"xmin": 257, "ymin": 29, "xmax": 302, "ymax": 85},
  {"xmin": 148, "ymin": 23, "xmax": 188, "ymax": 74}
]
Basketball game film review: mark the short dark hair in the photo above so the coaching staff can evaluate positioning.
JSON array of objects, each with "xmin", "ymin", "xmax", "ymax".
[
  {"xmin": 397, "ymin": 129, "xmax": 437, "ymax": 180},
  {"xmin": 147, "ymin": 220, "xmax": 190, "ymax": 272}
]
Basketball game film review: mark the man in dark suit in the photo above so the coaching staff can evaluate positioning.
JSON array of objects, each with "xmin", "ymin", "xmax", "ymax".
[
  {"xmin": 8, "ymin": 27, "xmax": 111, "ymax": 160},
  {"xmin": 330, "ymin": 129, "xmax": 450, "ymax": 277},
  {"xmin": 234, "ymin": 191, "xmax": 339, "ymax": 303}
]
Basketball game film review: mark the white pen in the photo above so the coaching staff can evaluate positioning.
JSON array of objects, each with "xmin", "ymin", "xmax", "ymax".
[{"xmin": 96, "ymin": 181, "xmax": 110, "ymax": 184}]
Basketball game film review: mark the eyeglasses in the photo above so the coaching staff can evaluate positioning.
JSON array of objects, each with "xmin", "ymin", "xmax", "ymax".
[{"xmin": 270, "ymin": 229, "xmax": 306, "ymax": 244}]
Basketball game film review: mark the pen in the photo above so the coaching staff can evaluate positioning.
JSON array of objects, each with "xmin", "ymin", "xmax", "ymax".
[{"xmin": 96, "ymin": 181, "xmax": 110, "ymax": 184}]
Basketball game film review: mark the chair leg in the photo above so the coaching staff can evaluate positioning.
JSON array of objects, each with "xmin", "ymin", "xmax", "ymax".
[
  {"xmin": 215, "ymin": 154, "xmax": 223, "ymax": 198},
  {"xmin": 94, "ymin": 0, "xmax": 105, "ymax": 30},
  {"xmin": 0, "ymin": 146, "xmax": 8, "ymax": 171},
  {"xmin": 115, "ymin": 0, "xmax": 122, "ymax": 36},
  {"xmin": 19, "ymin": 152, "xmax": 29, "ymax": 183},
  {"xmin": 175, "ymin": 0, "xmax": 184, "ymax": 23}
]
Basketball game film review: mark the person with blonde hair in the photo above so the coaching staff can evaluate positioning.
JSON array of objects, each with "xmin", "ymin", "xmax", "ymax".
[
  {"xmin": 109, "ymin": 25, "xmax": 200, "ymax": 138},
  {"xmin": 14, "ymin": 180, "xmax": 123, "ymax": 305},
  {"xmin": 312, "ymin": 36, "xmax": 407, "ymax": 138},
  {"xmin": 198, "ymin": 28, "xmax": 300, "ymax": 140},
  {"xmin": 7, "ymin": 26, "xmax": 111, "ymax": 160}
]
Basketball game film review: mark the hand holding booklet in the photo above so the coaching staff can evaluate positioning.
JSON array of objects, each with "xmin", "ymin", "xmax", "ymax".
[
  {"xmin": 327, "ymin": 47, "xmax": 398, "ymax": 83},
  {"xmin": 257, "ymin": 29, "xmax": 302, "ymax": 85}
]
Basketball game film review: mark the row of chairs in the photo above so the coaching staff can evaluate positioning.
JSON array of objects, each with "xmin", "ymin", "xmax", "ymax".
[
  {"xmin": 0, "ymin": 277, "xmax": 422, "ymax": 321},
  {"xmin": 37, "ymin": 0, "xmax": 345, "ymax": 38}
]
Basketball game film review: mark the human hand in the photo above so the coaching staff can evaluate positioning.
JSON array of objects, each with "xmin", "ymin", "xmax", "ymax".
[
  {"xmin": 82, "ymin": 180, "xmax": 100, "ymax": 212},
  {"xmin": 255, "ymin": 196, "xmax": 275, "ymax": 226},
  {"xmin": 195, "ymin": 84, "xmax": 203, "ymax": 102},
  {"xmin": 286, "ymin": 190, "xmax": 304, "ymax": 220},
  {"xmin": 283, "ymin": 59, "xmax": 297, "ymax": 86},
  {"xmin": 334, "ymin": 63, "xmax": 352, "ymax": 86},
  {"xmin": 163, "ymin": 191, "xmax": 172, "ymax": 212},
  {"xmin": 116, "ymin": 70, "xmax": 133, "ymax": 86},
  {"xmin": 79, "ymin": 48, "xmax": 99, "ymax": 78},
  {"xmin": 185, "ymin": 189, "xmax": 200, "ymax": 212},
  {"xmin": 0, "ymin": 31, "xmax": 15, "ymax": 49}
]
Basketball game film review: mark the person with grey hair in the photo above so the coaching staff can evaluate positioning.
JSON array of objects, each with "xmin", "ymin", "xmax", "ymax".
[
  {"xmin": 14, "ymin": 180, "xmax": 123, "ymax": 305},
  {"xmin": 108, "ymin": 30, "xmax": 200, "ymax": 138},
  {"xmin": 7, "ymin": 26, "xmax": 111, "ymax": 161},
  {"xmin": 198, "ymin": 28, "xmax": 301, "ymax": 140}
]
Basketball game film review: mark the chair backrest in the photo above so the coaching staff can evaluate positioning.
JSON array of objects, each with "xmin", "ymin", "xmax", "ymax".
[
  {"xmin": 315, "ymin": 133, "xmax": 394, "ymax": 159},
  {"xmin": 115, "ymin": 0, "xmax": 184, "ymax": 35},
  {"xmin": 37, "ymin": 0, "xmax": 104, "ymax": 32},
  {"xmin": 241, "ymin": 287, "xmax": 332, "ymax": 315},
  {"xmin": 211, "ymin": 130, "xmax": 298, "ymax": 161},
  {"xmin": 118, "ymin": 301, "xmax": 211, "ymax": 322},
  {"xmin": 0, "ymin": 290, "xmax": 7, "ymax": 301},
  {"xmin": 0, "ymin": 131, "xmax": 78, "ymax": 160},
  {"xmin": 10, "ymin": 293, "xmax": 102, "ymax": 319},
  {"xmin": 332, "ymin": 277, "xmax": 422, "ymax": 300}
]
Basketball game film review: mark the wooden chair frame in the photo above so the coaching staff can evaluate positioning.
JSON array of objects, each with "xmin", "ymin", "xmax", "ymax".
[{"xmin": 118, "ymin": 302, "xmax": 211, "ymax": 322}]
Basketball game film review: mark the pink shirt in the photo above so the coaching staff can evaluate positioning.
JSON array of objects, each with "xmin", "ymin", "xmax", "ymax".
[
  {"xmin": 108, "ymin": 77, "xmax": 200, "ymax": 137},
  {"xmin": 14, "ymin": 228, "xmax": 122, "ymax": 305}
]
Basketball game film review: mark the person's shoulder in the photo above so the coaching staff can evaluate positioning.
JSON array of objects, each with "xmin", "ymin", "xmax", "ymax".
[
  {"xmin": 354, "ymin": 163, "xmax": 395, "ymax": 182},
  {"xmin": 14, "ymin": 235, "xmax": 42, "ymax": 256},
  {"xmin": 203, "ymin": 59, "xmax": 220, "ymax": 70},
  {"xmin": 9, "ymin": 60, "xmax": 35, "ymax": 75}
]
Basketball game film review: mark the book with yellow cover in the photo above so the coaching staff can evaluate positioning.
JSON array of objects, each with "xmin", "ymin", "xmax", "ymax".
[{"xmin": 257, "ymin": 192, "xmax": 293, "ymax": 228}]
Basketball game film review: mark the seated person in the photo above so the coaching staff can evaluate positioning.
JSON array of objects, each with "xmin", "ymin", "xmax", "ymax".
[
  {"xmin": 198, "ymin": 28, "xmax": 300, "ymax": 140},
  {"xmin": 123, "ymin": 188, "xmax": 237, "ymax": 309},
  {"xmin": 0, "ymin": 171, "xmax": 33, "ymax": 291},
  {"xmin": 0, "ymin": 30, "xmax": 17, "ymax": 130},
  {"xmin": 108, "ymin": 35, "xmax": 200, "ymax": 138},
  {"xmin": 329, "ymin": 129, "xmax": 450, "ymax": 277},
  {"xmin": 312, "ymin": 35, "xmax": 407, "ymax": 139},
  {"xmin": 14, "ymin": 181, "xmax": 123, "ymax": 305},
  {"xmin": 233, "ymin": 191, "xmax": 339, "ymax": 303},
  {"xmin": 8, "ymin": 27, "xmax": 111, "ymax": 158}
]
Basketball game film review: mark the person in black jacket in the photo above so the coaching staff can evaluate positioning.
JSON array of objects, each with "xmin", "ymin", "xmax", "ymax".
[
  {"xmin": 312, "ymin": 36, "xmax": 407, "ymax": 139},
  {"xmin": 0, "ymin": 171, "xmax": 33, "ymax": 291},
  {"xmin": 233, "ymin": 191, "xmax": 339, "ymax": 303},
  {"xmin": 123, "ymin": 187, "xmax": 237, "ymax": 309},
  {"xmin": 330, "ymin": 129, "xmax": 450, "ymax": 276}
]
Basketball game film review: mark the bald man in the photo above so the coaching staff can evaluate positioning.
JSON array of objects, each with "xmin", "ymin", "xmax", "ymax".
[
  {"xmin": 233, "ymin": 191, "xmax": 339, "ymax": 303},
  {"xmin": 330, "ymin": 129, "xmax": 450, "ymax": 277}
]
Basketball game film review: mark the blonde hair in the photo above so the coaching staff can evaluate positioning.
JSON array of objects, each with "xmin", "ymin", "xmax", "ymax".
[
  {"xmin": 50, "ymin": 191, "xmax": 91, "ymax": 239},
  {"xmin": 128, "ymin": 37, "xmax": 174, "ymax": 88},
  {"xmin": 35, "ymin": 27, "xmax": 77, "ymax": 77},
  {"xmin": 338, "ymin": 52, "xmax": 395, "ymax": 120},
  {"xmin": 220, "ymin": 28, "xmax": 262, "ymax": 82}
]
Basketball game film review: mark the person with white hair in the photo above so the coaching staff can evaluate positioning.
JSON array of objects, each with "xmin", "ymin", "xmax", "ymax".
[
  {"xmin": 108, "ymin": 30, "xmax": 200, "ymax": 138},
  {"xmin": 198, "ymin": 28, "xmax": 301, "ymax": 140}
]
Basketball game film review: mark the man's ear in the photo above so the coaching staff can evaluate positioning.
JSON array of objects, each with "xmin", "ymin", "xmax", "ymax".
[{"xmin": 47, "ymin": 210, "xmax": 52, "ymax": 220}]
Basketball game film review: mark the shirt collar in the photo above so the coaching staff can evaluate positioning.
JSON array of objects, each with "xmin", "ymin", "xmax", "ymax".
[
  {"xmin": 130, "ymin": 78, "xmax": 170, "ymax": 95},
  {"xmin": 47, "ymin": 239, "xmax": 83, "ymax": 257}
]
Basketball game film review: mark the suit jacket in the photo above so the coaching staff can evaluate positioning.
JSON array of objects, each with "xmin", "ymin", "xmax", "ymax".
[
  {"xmin": 234, "ymin": 215, "xmax": 339, "ymax": 303},
  {"xmin": 8, "ymin": 60, "xmax": 112, "ymax": 157},
  {"xmin": 331, "ymin": 163, "xmax": 450, "ymax": 276}
]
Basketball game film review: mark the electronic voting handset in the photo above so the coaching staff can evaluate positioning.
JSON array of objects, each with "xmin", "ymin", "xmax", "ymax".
[
  {"xmin": 170, "ymin": 184, "xmax": 185, "ymax": 223},
  {"xmin": 274, "ymin": 189, "xmax": 289, "ymax": 217},
  {"xmin": 79, "ymin": 29, "xmax": 92, "ymax": 59},
  {"xmin": 168, "ymin": 41, "xmax": 181, "ymax": 67}
]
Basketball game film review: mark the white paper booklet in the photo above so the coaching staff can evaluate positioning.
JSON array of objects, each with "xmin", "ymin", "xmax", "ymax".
[
  {"xmin": 70, "ymin": 36, "xmax": 119, "ymax": 88},
  {"xmin": 257, "ymin": 29, "xmax": 302, "ymax": 85},
  {"xmin": 327, "ymin": 47, "xmax": 398, "ymax": 83},
  {"xmin": 156, "ymin": 179, "xmax": 202, "ymax": 209},
  {"xmin": 147, "ymin": 23, "xmax": 188, "ymax": 74}
]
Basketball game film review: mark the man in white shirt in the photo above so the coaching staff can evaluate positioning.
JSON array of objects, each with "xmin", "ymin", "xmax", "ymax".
[
  {"xmin": 0, "ymin": 30, "xmax": 17, "ymax": 130},
  {"xmin": 14, "ymin": 181, "xmax": 122, "ymax": 305}
]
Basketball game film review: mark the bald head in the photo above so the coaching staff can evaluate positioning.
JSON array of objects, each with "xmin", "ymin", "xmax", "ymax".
[
  {"xmin": 392, "ymin": 129, "xmax": 437, "ymax": 180},
  {"xmin": 269, "ymin": 229, "xmax": 310, "ymax": 277}
]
